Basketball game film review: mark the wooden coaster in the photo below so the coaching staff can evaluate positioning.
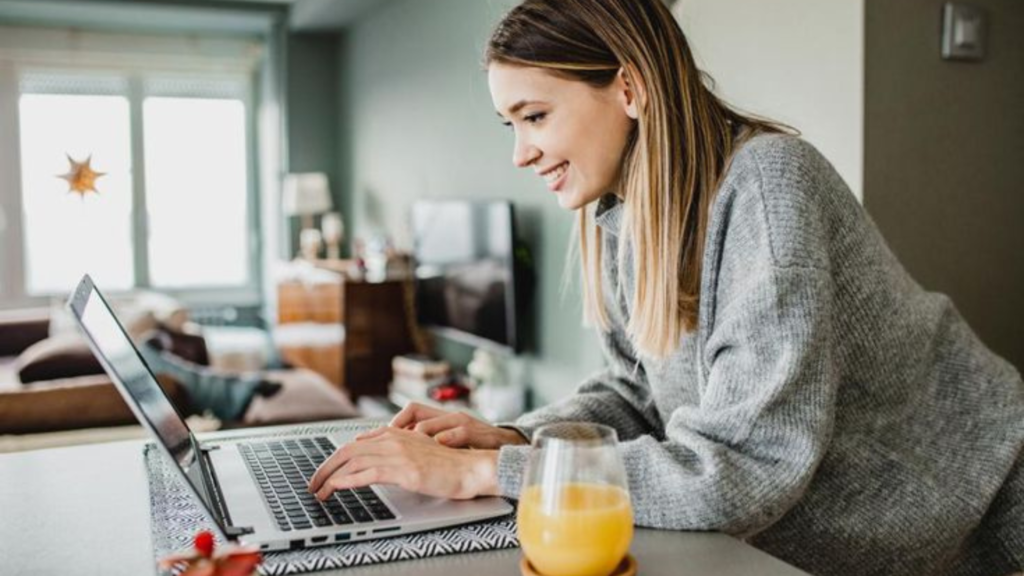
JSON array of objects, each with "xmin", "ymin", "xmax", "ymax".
[{"xmin": 519, "ymin": 553, "xmax": 637, "ymax": 576}]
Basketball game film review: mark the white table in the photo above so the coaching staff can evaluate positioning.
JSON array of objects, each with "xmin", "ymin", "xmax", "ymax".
[{"xmin": 0, "ymin": 433, "xmax": 811, "ymax": 576}]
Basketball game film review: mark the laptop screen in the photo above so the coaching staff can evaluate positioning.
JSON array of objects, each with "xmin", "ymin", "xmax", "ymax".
[
  {"xmin": 68, "ymin": 276, "xmax": 214, "ymax": 514},
  {"xmin": 79, "ymin": 288, "xmax": 194, "ymax": 457}
]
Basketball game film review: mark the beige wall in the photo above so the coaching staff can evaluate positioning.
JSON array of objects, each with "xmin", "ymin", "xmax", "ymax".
[
  {"xmin": 675, "ymin": 0, "xmax": 864, "ymax": 200},
  {"xmin": 864, "ymin": 0, "xmax": 1024, "ymax": 370}
]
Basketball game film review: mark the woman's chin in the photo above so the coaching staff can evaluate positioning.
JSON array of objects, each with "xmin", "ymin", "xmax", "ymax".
[
  {"xmin": 555, "ymin": 189, "xmax": 601, "ymax": 211},
  {"xmin": 555, "ymin": 190, "xmax": 585, "ymax": 211}
]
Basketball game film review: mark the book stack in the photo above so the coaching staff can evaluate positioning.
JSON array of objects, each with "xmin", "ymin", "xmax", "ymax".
[{"xmin": 390, "ymin": 354, "xmax": 451, "ymax": 404}]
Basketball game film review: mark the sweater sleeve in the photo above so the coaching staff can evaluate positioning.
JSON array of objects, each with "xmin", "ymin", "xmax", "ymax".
[
  {"xmin": 634, "ymin": 264, "xmax": 837, "ymax": 535},
  {"xmin": 498, "ymin": 264, "xmax": 838, "ymax": 536}
]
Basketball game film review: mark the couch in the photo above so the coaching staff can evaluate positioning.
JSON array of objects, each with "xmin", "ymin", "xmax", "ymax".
[{"xmin": 0, "ymin": 306, "xmax": 360, "ymax": 449}]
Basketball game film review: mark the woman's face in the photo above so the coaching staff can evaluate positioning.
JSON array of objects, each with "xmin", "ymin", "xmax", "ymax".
[{"xmin": 488, "ymin": 62, "xmax": 638, "ymax": 210}]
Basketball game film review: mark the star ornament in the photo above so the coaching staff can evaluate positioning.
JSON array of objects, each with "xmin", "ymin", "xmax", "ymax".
[{"xmin": 58, "ymin": 154, "xmax": 105, "ymax": 197}]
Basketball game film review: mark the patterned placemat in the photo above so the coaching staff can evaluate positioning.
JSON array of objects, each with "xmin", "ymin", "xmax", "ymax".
[{"xmin": 144, "ymin": 421, "xmax": 519, "ymax": 575}]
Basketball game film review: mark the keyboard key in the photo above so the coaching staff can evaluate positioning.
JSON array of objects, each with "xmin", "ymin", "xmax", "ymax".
[
  {"xmin": 243, "ymin": 437, "xmax": 342, "ymax": 522},
  {"xmin": 369, "ymin": 506, "xmax": 395, "ymax": 520},
  {"xmin": 330, "ymin": 513, "xmax": 354, "ymax": 525},
  {"xmin": 348, "ymin": 508, "xmax": 373, "ymax": 523},
  {"xmin": 325, "ymin": 505, "xmax": 346, "ymax": 517}
]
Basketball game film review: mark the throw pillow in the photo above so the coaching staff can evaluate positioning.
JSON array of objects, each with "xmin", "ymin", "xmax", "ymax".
[{"xmin": 15, "ymin": 334, "xmax": 104, "ymax": 384}]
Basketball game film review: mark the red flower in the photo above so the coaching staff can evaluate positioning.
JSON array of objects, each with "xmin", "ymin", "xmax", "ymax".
[
  {"xmin": 159, "ymin": 530, "xmax": 262, "ymax": 576},
  {"xmin": 194, "ymin": 531, "xmax": 216, "ymax": 558}
]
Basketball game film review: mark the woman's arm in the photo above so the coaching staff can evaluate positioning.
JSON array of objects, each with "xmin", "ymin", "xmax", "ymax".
[{"xmin": 498, "ymin": 263, "xmax": 838, "ymax": 537}]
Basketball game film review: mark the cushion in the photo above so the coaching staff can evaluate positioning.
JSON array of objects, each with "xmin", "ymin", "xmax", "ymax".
[
  {"xmin": 143, "ymin": 325, "xmax": 210, "ymax": 367},
  {"xmin": 243, "ymin": 368, "xmax": 359, "ymax": 426},
  {"xmin": 15, "ymin": 334, "xmax": 103, "ymax": 384}
]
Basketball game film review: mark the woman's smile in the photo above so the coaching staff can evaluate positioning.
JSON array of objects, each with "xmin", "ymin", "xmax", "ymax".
[{"xmin": 539, "ymin": 161, "xmax": 569, "ymax": 191}]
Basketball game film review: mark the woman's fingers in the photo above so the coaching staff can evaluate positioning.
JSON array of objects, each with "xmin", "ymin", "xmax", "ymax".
[
  {"xmin": 315, "ymin": 468, "xmax": 383, "ymax": 499},
  {"xmin": 313, "ymin": 455, "xmax": 397, "ymax": 500},
  {"xmin": 389, "ymin": 402, "xmax": 450, "ymax": 429},
  {"xmin": 310, "ymin": 430, "xmax": 413, "ymax": 493},
  {"xmin": 309, "ymin": 443, "xmax": 357, "ymax": 493},
  {"xmin": 435, "ymin": 426, "xmax": 470, "ymax": 447},
  {"xmin": 354, "ymin": 426, "xmax": 388, "ymax": 441},
  {"xmin": 309, "ymin": 428, "xmax": 499, "ymax": 501},
  {"xmin": 412, "ymin": 411, "xmax": 472, "ymax": 438}
]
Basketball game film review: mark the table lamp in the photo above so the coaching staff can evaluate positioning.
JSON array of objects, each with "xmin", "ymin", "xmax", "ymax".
[
  {"xmin": 321, "ymin": 211, "xmax": 344, "ymax": 260},
  {"xmin": 282, "ymin": 172, "xmax": 332, "ymax": 260}
]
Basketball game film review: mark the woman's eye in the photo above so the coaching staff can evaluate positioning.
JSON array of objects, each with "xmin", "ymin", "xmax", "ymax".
[{"xmin": 524, "ymin": 112, "xmax": 546, "ymax": 124}]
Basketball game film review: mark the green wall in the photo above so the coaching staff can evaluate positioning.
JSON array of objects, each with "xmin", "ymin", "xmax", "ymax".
[
  {"xmin": 286, "ymin": 32, "xmax": 341, "ymax": 254},
  {"xmin": 337, "ymin": 0, "xmax": 603, "ymax": 406}
]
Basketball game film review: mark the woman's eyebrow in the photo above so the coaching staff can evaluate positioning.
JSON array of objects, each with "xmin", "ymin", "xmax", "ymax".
[{"xmin": 496, "ymin": 99, "xmax": 546, "ymax": 119}]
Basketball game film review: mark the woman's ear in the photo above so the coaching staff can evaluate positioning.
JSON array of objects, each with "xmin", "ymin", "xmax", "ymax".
[{"xmin": 617, "ymin": 66, "xmax": 646, "ymax": 120}]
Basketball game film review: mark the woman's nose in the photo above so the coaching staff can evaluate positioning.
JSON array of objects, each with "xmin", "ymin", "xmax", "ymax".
[{"xmin": 512, "ymin": 136, "xmax": 540, "ymax": 168}]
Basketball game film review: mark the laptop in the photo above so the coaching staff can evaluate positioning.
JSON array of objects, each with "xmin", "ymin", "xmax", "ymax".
[{"xmin": 67, "ymin": 274, "xmax": 512, "ymax": 552}]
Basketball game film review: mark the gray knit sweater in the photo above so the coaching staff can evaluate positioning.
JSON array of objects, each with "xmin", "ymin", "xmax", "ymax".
[{"xmin": 496, "ymin": 134, "xmax": 1024, "ymax": 576}]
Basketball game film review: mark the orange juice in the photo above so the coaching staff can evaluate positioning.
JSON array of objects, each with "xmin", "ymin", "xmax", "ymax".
[{"xmin": 517, "ymin": 483, "xmax": 633, "ymax": 576}]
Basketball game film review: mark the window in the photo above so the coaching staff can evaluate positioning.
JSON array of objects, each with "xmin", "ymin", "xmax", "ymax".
[
  {"xmin": 19, "ymin": 90, "xmax": 135, "ymax": 294},
  {"xmin": 11, "ymin": 68, "xmax": 256, "ymax": 300},
  {"xmin": 142, "ymin": 80, "xmax": 252, "ymax": 290}
]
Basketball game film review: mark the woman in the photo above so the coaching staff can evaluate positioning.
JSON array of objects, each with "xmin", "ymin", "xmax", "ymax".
[{"xmin": 309, "ymin": 0, "xmax": 1024, "ymax": 573}]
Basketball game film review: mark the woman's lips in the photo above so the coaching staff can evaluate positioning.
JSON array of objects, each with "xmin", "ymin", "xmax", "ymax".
[{"xmin": 543, "ymin": 161, "xmax": 569, "ymax": 191}]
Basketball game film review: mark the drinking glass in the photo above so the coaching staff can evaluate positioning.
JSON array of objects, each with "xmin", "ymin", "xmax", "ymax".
[{"xmin": 518, "ymin": 423, "xmax": 634, "ymax": 576}]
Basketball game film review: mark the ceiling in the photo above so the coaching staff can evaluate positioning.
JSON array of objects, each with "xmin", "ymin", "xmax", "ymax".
[{"xmin": 0, "ymin": 0, "xmax": 390, "ymax": 34}]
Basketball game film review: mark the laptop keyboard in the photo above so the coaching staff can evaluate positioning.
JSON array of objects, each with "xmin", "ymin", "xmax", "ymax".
[{"xmin": 239, "ymin": 437, "xmax": 397, "ymax": 532}]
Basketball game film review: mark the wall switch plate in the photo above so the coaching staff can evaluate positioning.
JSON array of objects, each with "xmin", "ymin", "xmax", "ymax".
[{"xmin": 942, "ymin": 2, "xmax": 987, "ymax": 61}]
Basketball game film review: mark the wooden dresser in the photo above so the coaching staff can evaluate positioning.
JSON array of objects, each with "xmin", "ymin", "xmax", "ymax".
[{"xmin": 275, "ymin": 266, "xmax": 420, "ymax": 400}]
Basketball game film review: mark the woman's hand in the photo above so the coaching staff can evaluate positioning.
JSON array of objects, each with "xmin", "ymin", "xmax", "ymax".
[
  {"xmin": 308, "ymin": 427, "xmax": 499, "ymax": 500},
  {"xmin": 357, "ymin": 402, "xmax": 529, "ymax": 449}
]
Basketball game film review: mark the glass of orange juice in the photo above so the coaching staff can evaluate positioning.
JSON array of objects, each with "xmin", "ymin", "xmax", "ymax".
[{"xmin": 517, "ymin": 423, "xmax": 633, "ymax": 576}]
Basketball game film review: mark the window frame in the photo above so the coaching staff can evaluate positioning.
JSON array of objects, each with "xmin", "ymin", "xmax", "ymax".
[{"xmin": 0, "ymin": 64, "xmax": 262, "ymax": 309}]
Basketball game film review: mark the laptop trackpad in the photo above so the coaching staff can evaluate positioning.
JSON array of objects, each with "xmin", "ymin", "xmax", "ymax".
[{"xmin": 377, "ymin": 484, "xmax": 513, "ymax": 522}]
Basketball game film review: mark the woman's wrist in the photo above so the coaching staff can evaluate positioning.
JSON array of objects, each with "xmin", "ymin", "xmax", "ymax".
[
  {"xmin": 497, "ymin": 425, "xmax": 531, "ymax": 446},
  {"xmin": 468, "ymin": 450, "xmax": 501, "ymax": 497}
]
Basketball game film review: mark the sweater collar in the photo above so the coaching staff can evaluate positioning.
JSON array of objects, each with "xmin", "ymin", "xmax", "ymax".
[{"xmin": 594, "ymin": 194, "xmax": 624, "ymax": 235}]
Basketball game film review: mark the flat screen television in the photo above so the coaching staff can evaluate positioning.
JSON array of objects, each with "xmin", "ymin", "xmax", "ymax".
[{"xmin": 412, "ymin": 200, "xmax": 524, "ymax": 353}]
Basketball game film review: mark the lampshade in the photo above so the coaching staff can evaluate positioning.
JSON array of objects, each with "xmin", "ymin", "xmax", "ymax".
[{"xmin": 282, "ymin": 172, "xmax": 332, "ymax": 216}]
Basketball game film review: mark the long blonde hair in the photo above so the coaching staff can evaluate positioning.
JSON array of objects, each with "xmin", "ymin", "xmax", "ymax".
[{"xmin": 487, "ymin": 0, "xmax": 791, "ymax": 358}]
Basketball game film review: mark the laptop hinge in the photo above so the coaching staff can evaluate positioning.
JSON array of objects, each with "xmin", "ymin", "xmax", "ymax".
[{"xmin": 197, "ymin": 439, "xmax": 254, "ymax": 538}]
